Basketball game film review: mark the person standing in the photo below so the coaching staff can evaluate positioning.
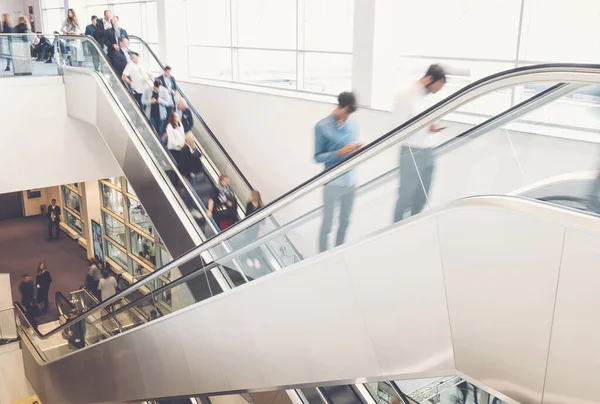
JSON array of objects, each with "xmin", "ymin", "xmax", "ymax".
[
  {"xmin": 122, "ymin": 51, "xmax": 151, "ymax": 107},
  {"xmin": 207, "ymin": 175, "xmax": 235, "ymax": 221},
  {"xmin": 47, "ymin": 198, "xmax": 61, "ymax": 240},
  {"xmin": 106, "ymin": 16, "xmax": 128, "ymax": 61},
  {"xmin": 165, "ymin": 112, "xmax": 186, "ymax": 164},
  {"xmin": 93, "ymin": 9, "xmax": 111, "ymax": 53},
  {"xmin": 110, "ymin": 36, "xmax": 129, "ymax": 76},
  {"xmin": 392, "ymin": 64, "xmax": 447, "ymax": 223},
  {"xmin": 1, "ymin": 13, "xmax": 14, "ymax": 72},
  {"xmin": 244, "ymin": 190, "xmax": 265, "ymax": 269},
  {"xmin": 19, "ymin": 274, "xmax": 37, "ymax": 327},
  {"xmin": 35, "ymin": 262, "xmax": 52, "ymax": 315},
  {"xmin": 60, "ymin": 9, "xmax": 81, "ymax": 34},
  {"xmin": 64, "ymin": 309, "xmax": 85, "ymax": 350},
  {"xmin": 85, "ymin": 15, "xmax": 97, "ymax": 37},
  {"xmin": 98, "ymin": 270, "xmax": 118, "ymax": 302},
  {"xmin": 314, "ymin": 92, "xmax": 361, "ymax": 252},
  {"xmin": 158, "ymin": 66, "xmax": 177, "ymax": 116},
  {"xmin": 85, "ymin": 261, "xmax": 102, "ymax": 299},
  {"xmin": 177, "ymin": 99, "xmax": 194, "ymax": 133},
  {"xmin": 142, "ymin": 79, "xmax": 172, "ymax": 136}
]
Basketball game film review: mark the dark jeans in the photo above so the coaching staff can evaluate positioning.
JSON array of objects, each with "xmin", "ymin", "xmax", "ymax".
[
  {"xmin": 394, "ymin": 145, "xmax": 435, "ymax": 223},
  {"xmin": 48, "ymin": 220, "xmax": 60, "ymax": 239},
  {"xmin": 37, "ymin": 288, "xmax": 49, "ymax": 313},
  {"xmin": 133, "ymin": 92, "xmax": 143, "ymax": 108},
  {"xmin": 150, "ymin": 115, "xmax": 165, "ymax": 138},
  {"xmin": 319, "ymin": 184, "xmax": 356, "ymax": 252}
]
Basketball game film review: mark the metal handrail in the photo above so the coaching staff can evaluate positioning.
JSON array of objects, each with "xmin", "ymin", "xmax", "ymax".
[{"xmin": 14, "ymin": 63, "xmax": 600, "ymax": 341}]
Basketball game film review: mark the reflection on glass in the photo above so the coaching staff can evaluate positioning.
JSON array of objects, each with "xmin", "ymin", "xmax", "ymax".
[
  {"xmin": 127, "ymin": 197, "xmax": 154, "ymax": 235},
  {"xmin": 126, "ymin": 180, "xmax": 136, "ymax": 196},
  {"xmin": 106, "ymin": 240, "xmax": 127, "ymax": 270},
  {"xmin": 62, "ymin": 186, "xmax": 81, "ymax": 214},
  {"xmin": 129, "ymin": 228, "xmax": 156, "ymax": 267},
  {"xmin": 102, "ymin": 212, "xmax": 126, "ymax": 247},
  {"xmin": 101, "ymin": 184, "xmax": 124, "ymax": 218},
  {"xmin": 156, "ymin": 246, "xmax": 171, "ymax": 268},
  {"xmin": 64, "ymin": 210, "xmax": 84, "ymax": 237},
  {"xmin": 129, "ymin": 256, "xmax": 151, "ymax": 278},
  {"xmin": 105, "ymin": 177, "xmax": 122, "ymax": 188}
]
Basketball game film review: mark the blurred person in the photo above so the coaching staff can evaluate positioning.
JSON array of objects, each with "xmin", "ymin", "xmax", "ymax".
[
  {"xmin": 47, "ymin": 198, "xmax": 61, "ymax": 240},
  {"xmin": 158, "ymin": 65, "xmax": 177, "ymax": 116},
  {"xmin": 32, "ymin": 33, "xmax": 53, "ymax": 62},
  {"xmin": 122, "ymin": 51, "xmax": 151, "ymax": 107},
  {"xmin": 314, "ymin": 92, "xmax": 361, "ymax": 252},
  {"xmin": 177, "ymin": 98, "xmax": 194, "ymax": 133},
  {"xmin": 392, "ymin": 64, "xmax": 446, "ymax": 223},
  {"xmin": 35, "ymin": 262, "xmax": 52, "ymax": 315},
  {"xmin": 85, "ymin": 15, "xmax": 97, "ymax": 37},
  {"xmin": 60, "ymin": 8, "xmax": 81, "ymax": 34},
  {"xmin": 216, "ymin": 194, "xmax": 238, "ymax": 230},
  {"xmin": 64, "ymin": 309, "xmax": 85, "ymax": 349},
  {"xmin": 106, "ymin": 15, "xmax": 128, "ymax": 60},
  {"xmin": 142, "ymin": 78, "xmax": 172, "ymax": 136},
  {"xmin": 1, "ymin": 13, "xmax": 14, "ymax": 71},
  {"xmin": 110, "ymin": 36, "xmax": 129, "ymax": 76},
  {"xmin": 93, "ymin": 9, "xmax": 112, "ymax": 53},
  {"xmin": 165, "ymin": 111, "xmax": 185, "ymax": 164},
  {"xmin": 85, "ymin": 260, "xmax": 102, "ymax": 298},
  {"xmin": 15, "ymin": 16, "xmax": 31, "ymax": 33},
  {"xmin": 19, "ymin": 274, "xmax": 37, "ymax": 327},
  {"xmin": 98, "ymin": 270, "xmax": 117, "ymax": 302},
  {"xmin": 207, "ymin": 175, "xmax": 235, "ymax": 222},
  {"xmin": 245, "ymin": 190, "xmax": 265, "ymax": 268},
  {"xmin": 179, "ymin": 133, "xmax": 203, "ymax": 215}
]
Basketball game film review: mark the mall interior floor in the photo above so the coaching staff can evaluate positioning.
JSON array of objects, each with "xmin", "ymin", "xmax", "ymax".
[{"xmin": 0, "ymin": 216, "xmax": 88, "ymax": 323}]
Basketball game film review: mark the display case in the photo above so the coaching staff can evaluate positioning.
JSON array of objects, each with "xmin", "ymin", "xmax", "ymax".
[{"xmin": 60, "ymin": 184, "xmax": 84, "ymax": 238}]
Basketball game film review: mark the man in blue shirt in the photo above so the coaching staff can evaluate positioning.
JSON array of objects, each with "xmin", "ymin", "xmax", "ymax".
[
  {"xmin": 85, "ymin": 15, "xmax": 97, "ymax": 37},
  {"xmin": 314, "ymin": 92, "xmax": 361, "ymax": 252}
]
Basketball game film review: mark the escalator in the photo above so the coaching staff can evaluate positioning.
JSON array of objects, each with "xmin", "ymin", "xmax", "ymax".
[{"xmin": 14, "ymin": 62, "xmax": 600, "ymax": 404}]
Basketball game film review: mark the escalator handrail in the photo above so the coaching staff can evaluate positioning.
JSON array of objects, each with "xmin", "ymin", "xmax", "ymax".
[
  {"xmin": 55, "ymin": 291, "xmax": 75, "ymax": 317},
  {"xmin": 128, "ymin": 34, "xmax": 253, "ymax": 193},
  {"xmin": 14, "ymin": 62, "xmax": 600, "ymax": 341}
]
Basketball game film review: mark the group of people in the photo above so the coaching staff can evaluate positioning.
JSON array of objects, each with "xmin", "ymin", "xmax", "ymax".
[
  {"xmin": 1, "ymin": 13, "xmax": 34, "ymax": 71},
  {"xmin": 85, "ymin": 258, "xmax": 118, "ymax": 303},
  {"xmin": 19, "ymin": 262, "xmax": 52, "ymax": 327},
  {"xmin": 315, "ymin": 64, "xmax": 447, "ymax": 252}
]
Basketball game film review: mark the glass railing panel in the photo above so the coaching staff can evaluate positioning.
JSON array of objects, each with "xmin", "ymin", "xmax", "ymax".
[
  {"xmin": 364, "ymin": 381, "xmax": 402, "ymax": 404},
  {"xmin": 0, "ymin": 33, "xmax": 60, "ymax": 78}
]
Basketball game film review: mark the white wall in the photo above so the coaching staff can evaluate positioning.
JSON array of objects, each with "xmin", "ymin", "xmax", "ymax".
[
  {"xmin": 0, "ymin": 76, "xmax": 123, "ymax": 195},
  {"xmin": 0, "ymin": 344, "xmax": 35, "ymax": 404}
]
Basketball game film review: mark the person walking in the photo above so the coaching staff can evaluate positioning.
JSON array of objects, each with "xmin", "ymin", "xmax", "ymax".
[
  {"xmin": 392, "ymin": 64, "xmax": 447, "ymax": 223},
  {"xmin": 85, "ymin": 260, "xmax": 102, "ymax": 299},
  {"xmin": 35, "ymin": 262, "xmax": 52, "ymax": 315},
  {"xmin": 110, "ymin": 36, "xmax": 129, "ymax": 76},
  {"xmin": 98, "ymin": 270, "xmax": 118, "ymax": 302},
  {"xmin": 314, "ymin": 92, "xmax": 361, "ymax": 252},
  {"xmin": 179, "ymin": 133, "xmax": 204, "ymax": 216},
  {"xmin": 143, "ymin": 79, "xmax": 172, "ymax": 137},
  {"xmin": 177, "ymin": 98, "xmax": 194, "ymax": 133},
  {"xmin": 1, "ymin": 13, "xmax": 14, "ymax": 72},
  {"xmin": 19, "ymin": 274, "xmax": 37, "ymax": 327},
  {"xmin": 47, "ymin": 198, "xmax": 61, "ymax": 240},
  {"xmin": 106, "ymin": 16, "xmax": 128, "ymax": 61}
]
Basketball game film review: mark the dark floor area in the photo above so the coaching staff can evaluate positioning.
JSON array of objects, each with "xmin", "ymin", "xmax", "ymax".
[{"xmin": 0, "ymin": 216, "xmax": 89, "ymax": 323}]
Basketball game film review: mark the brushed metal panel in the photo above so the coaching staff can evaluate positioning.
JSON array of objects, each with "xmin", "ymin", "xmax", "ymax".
[
  {"xmin": 242, "ymin": 253, "xmax": 381, "ymax": 387},
  {"xmin": 174, "ymin": 305, "xmax": 229, "ymax": 393},
  {"xmin": 437, "ymin": 207, "xmax": 565, "ymax": 404},
  {"xmin": 542, "ymin": 227, "xmax": 600, "ymax": 404},
  {"xmin": 133, "ymin": 318, "xmax": 195, "ymax": 400},
  {"xmin": 344, "ymin": 217, "xmax": 455, "ymax": 376}
]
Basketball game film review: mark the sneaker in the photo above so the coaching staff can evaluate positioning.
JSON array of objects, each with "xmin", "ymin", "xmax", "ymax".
[
  {"xmin": 190, "ymin": 209, "xmax": 202, "ymax": 219},
  {"xmin": 253, "ymin": 259, "xmax": 261, "ymax": 268},
  {"xmin": 4, "ymin": 66, "xmax": 9, "ymax": 71},
  {"xmin": 246, "ymin": 258, "xmax": 254, "ymax": 268}
]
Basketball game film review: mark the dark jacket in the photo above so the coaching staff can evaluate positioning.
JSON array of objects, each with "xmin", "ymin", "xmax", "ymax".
[
  {"xmin": 48, "ymin": 205, "xmax": 61, "ymax": 222},
  {"xmin": 93, "ymin": 19, "xmax": 110, "ymax": 49},
  {"xmin": 158, "ymin": 74, "xmax": 177, "ymax": 94},
  {"xmin": 111, "ymin": 49, "xmax": 128, "ymax": 76},
  {"xmin": 1, "ymin": 22, "xmax": 13, "ymax": 33},
  {"xmin": 36, "ymin": 270, "xmax": 52, "ymax": 290},
  {"xmin": 19, "ymin": 281, "xmax": 35, "ymax": 308},
  {"xmin": 106, "ymin": 27, "xmax": 128, "ymax": 56},
  {"xmin": 85, "ymin": 23, "xmax": 95, "ymax": 37},
  {"xmin": 179, "ymin": 146, "xmax": 202, "ymax": 178},
  {"xmin": 181, "ymin": 108, "xmax": 194, "ymax": 132},
  {"xmin": 15, "ymin": 23, "xmax": 30, "ymax": 34}
]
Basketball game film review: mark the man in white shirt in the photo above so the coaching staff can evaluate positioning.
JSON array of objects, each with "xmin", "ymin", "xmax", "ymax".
[
  {"xmin": 122, "ymin": 52, "xmax": 151, "ymax": 107},
  {"xmin": 393, "ymin": 64, "xmax": 446, "ymax": 223}
]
